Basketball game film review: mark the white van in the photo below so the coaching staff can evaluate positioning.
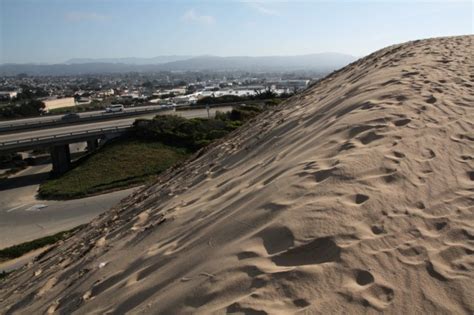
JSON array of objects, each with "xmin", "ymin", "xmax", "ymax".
[{"xmin": 105, "ymin": 104, "xmax": 124, "ymax": 113}]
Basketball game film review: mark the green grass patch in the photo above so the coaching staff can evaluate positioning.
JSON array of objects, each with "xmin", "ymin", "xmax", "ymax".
[
  {"xmin": 39, "ymin": 138, "xmax": 189, "ymax": 199},
  {"xmin": 0, "ymin": 226, "xmax": 82, "ymax": 262}
]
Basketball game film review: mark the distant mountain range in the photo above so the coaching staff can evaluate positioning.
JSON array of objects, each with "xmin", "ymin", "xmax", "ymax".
[
  {"xmin": 64, "ymin": 55, "xmax": 193, "ymax": 65},
  {"xmin": 0, "ymin": 53, "xmax": 356, "ymax": 76}
]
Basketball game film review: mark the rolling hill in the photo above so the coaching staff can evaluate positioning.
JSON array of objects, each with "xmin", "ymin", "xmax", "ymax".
[{"xmin": 0, "ymin": 53, "xmax": 356, "ymax": 75}]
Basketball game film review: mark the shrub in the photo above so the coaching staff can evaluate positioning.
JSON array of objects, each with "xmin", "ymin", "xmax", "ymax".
[
  {"xmin": 0, "ymin": 100, "xmax": 45, "ymax": 119},
  {"xmin": 134, "ymin": 115, "xmax": 231, "ymax": 151}
]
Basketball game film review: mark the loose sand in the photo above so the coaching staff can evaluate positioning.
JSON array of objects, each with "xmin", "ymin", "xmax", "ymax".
[{"xmin": 0, "ymin": 35, "xmax": 473, "ymax": 314}]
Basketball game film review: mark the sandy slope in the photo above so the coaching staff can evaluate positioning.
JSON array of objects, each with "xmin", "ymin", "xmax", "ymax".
[{"xmin": 1, "ymin": 36, "xmax": 473, "ymax": 314}]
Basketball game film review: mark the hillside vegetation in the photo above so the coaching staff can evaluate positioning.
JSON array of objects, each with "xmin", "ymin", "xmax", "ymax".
[{"xmin": 39, "ymin": 140, "xmax": 188, "ymax": 199}]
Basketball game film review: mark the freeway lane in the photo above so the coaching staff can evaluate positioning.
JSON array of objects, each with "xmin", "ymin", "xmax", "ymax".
[
  {"xmin": 0, "ymin": 105, "xmax": 165, "ymax": 129},
  {"xmin": 0, "ymin": 107, "xmax": 232, "ymax": 145}
]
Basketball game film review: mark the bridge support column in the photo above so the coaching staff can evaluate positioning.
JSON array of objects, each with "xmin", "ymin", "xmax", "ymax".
[
  {"xmin": 87, "ymin": 139, "xmax": 99, "ymax": 151},
  {"xmin": 51, "ymin": 144, "xmax": 71, "ymax": 176}
]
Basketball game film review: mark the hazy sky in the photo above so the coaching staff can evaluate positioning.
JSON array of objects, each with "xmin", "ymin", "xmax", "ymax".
[{"xmin": 0, "ymin": 0, "xmax": 472, "ymax": 64}]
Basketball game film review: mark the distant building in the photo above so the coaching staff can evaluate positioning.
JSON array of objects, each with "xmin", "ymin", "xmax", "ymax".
[
  {"xmin": 96, "ymin": 89, "xmax": 115, "ymax": 98},
  {"xmin": 120, "ymin": 93, "xmax": 140, "ymax": 100},
  {"xmin": 270, "ymin": 80, "xmax": 309, "ymax": 91},
  {"xmin": 0, "ymin": 91, "xmax": 18, "ymax": 100},
  {"xmin": 42, "ymin": 97, "xmax": 76, "ymax": 112},
  {"xmin": 172, "ymin": 95, "xmax": 197, "ymax": 106},
  {"xmin": 235, "ymin": 85, "xmax": 265, "ymax": 91},
  {"xmin": 169, "ymin": 88, "xmax": 186, "ymax": 95}
]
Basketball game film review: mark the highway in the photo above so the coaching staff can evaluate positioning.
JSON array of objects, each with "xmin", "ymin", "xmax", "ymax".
[
  {"xmin": 0, "ymin": 107, "xmax": 232, "ymax": 146},
  {"xmin": 0, "ymin": 105, "xmax": 165, "ymax": 130}
]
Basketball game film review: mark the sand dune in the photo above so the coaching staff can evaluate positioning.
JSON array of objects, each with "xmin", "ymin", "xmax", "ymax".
[{"xmin": 1, "ymin": 35, "xmax": 473, "ymax": 314}]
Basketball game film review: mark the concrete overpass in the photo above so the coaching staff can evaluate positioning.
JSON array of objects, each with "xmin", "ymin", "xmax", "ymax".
[
  {"xmin": 0, "ymin": 105, "xmax": 168, "ymax": 134},
  {"xmin": 0, "ymin": 107, "xmax": 232, "ymax": 175}
]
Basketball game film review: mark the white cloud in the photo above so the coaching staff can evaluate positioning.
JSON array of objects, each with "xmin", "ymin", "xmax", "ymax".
[
  {"xmin": 246, "ymin": 2, "xmax": 279, "ymax": 16},
  {"xmin": 181, "ymin": 9, "xmax": 215, "ymax": 25},
  {"xmin": 65, "ymin": 12, "xmax": 109, "ymax": 22}
]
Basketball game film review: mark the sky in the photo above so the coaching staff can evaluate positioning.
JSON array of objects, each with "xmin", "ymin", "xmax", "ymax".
[{"xmin": 0, "ymin": 0, "xmax": 472, "ymax": 64}]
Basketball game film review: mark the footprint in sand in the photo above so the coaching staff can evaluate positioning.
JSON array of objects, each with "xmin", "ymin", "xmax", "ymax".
[
  {"xmin": 401, "ymin": 71, "xmax": 420, "ymax": 77},
  {"xmin": 414, "ymin": 201, "xmax": 426, "ymax": 210},
  {"xmin": 393, "ymin": 151, "xmax": 406, "ymax": 159},
  {"xmin": 426, "ymin": 95, "xmax": 437, "ymax": 104},
  {"xmin": 393, "ymin": 118, "xmax": 411, "ymax": 127},
  {"xmin": 237, "ymin": 251, "xmax": 260, "ymax": 260},
  {"xmin": 354, "ymin": 194, "xmax": 370, "ymax": 205},
  {"xmin": 432, "ymin": 221, "xmax": 448, "ymax": 231},
  {"xmin": 227, "ymin": 303, "xmax": 268, "ymax": 315},
  {"xmin": 397, "ymin": 245, "xmax": 428, "ymax": 265},
  {"xmin": 258, "ymin": 225, "xmax": 295, "ymax": 255},
  {"xmin": 371, "ymin": 225, "xmax": 385, "ymax": 235},
  {"xmin": 467, "ymin": 171, "xmax": 474, "ymax": 181},
  {"xmin": 359, "ymin": 131, "xmax": 384, "ymax": 145},
  {"xmin": 425, "ymin": 261, "xmax": 448, "ymax": 282},
  {"xmin": 343, "ymin": 270, "xmax": 394, "ymax": 310},
  {"xmin": 293, "ymin": 298, "xmax": 310, "ymax": 308},
  {"xmin": 395, "ymin": 95, "xmax": 408, "ymax": 102},
  {"xmin": 348, "ymin": 125, "xmax": 374, "ymax": 138},
  {"xmin": 354, "ymin": 269, "xmax": 375, "ymax": 286},
  {"xmin": 312, "ymin": 168, "xmax": 337, "ymax": 183},
  {"xmin": 338, "ymin": 141, "xmax": 357, "ymax": 152},
  {"xmin": 364, "ymin": 284, "xmax": 395, "ymax": 308},
  {"xmin": 271, "ymin": 237, "xmax": 341, "ymax": 267}
]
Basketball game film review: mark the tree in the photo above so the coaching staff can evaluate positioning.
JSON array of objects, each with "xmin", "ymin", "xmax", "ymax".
[
  {"xmin": 18, "ymin": 100, "xmax": 46, "ymax": 116},
  {"xmin": 254, "ymin": 88, "xmax": 277, "ymax": 100},
  {"xmin": 0, "ymin": 100, "xmax": 45, "ymax": 119}
]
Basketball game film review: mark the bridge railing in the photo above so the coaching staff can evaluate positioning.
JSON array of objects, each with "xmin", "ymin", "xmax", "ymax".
[
  {"xmin": 0, "ymin": 105, "xmax": 235, "ymax": 152},
  {"xmin": 0, "ymin": 106, "xmax": 167, "ymax": 133},
  {"xmin": 0, "ymin": 125, "xmax": 132, "ymax": 152}
]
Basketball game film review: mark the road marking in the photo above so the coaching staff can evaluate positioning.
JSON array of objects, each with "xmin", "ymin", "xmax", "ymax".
[
  {"xmin": 25, "ymin": 204, "xmax": 48, "ymax": 212},
  {"xmin": 5, "ymin": 204, "xmax": 26, "ymax": 213}
]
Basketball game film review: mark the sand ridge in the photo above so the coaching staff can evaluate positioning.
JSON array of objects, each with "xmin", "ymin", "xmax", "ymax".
[{"xmin": 0, "ymin": 35, "xmax": 473, "ymax": 314}]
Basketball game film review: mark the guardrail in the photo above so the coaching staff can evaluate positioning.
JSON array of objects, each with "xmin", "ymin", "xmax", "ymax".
[
  {"xmin": 0, "ymin": 125, "xmax": 132, "ymax": 153},
  {"xmin": 0, "ymin": 103, "xmax": 247, "ymax": 134},
  {"xmin": 0, "ymin": 106, "xmax": 235, "ymax": 153},
  {"xmin": 0, "ymin": 106, "xmax": 167, "ymax": 134}
]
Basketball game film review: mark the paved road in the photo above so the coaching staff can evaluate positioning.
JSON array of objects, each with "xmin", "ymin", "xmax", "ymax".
[
  {"xmin": 0, "ymin": 105, "xmax": 164, "ymax": 128},
  {"xmin": 0, "ymin": 164, "xmax": 139, "ymax": 249},
  {"xmin": 0, "ymin": 107, "xmax": 232, "ymax": 144}
]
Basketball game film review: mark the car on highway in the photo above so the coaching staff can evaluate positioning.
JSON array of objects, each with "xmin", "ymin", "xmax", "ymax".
[
  {"xmin": 160, "ymin": 103, "xmax": 176, "ymax": 110},
  {"xmin": 61, "ymin": 112, "xmax": 80, "ymax": 121},
  {"xmin": 105, "ymin": 104, "xmax": 125, "ymax": 113}
]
